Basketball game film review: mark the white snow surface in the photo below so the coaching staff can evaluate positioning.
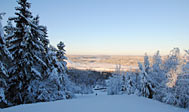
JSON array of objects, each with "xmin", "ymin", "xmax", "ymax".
[{"xmin": 1, "ymin": 91, "xmax": 187, "ymax": 112}]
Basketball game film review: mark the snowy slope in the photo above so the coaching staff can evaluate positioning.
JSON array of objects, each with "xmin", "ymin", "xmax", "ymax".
[{"xmin": 1, "ymin": 92, "xmax": 187, "ymax": 112}]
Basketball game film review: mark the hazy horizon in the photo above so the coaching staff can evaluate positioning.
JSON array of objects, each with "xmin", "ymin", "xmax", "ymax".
[
  {"xmin": 65, "ymin": 50, "xmax": 186, "ymax": 56},
  {"xmin": 1, "ymin": 0, "xmax": 189, "ymax": 55}
]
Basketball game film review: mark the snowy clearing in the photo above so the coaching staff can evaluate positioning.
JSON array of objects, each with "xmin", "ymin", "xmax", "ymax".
[{"xmin": 1, "ymin": 92, "xmax": 187, "ymax": 112}]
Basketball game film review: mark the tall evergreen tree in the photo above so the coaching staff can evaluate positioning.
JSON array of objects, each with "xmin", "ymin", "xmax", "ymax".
[
  {"xmin": 174, "ymin": 50, "xmax": 189, "ymax": 108},
  {"xmin": 138, "ymin": 62, "xmax": 154, "ymax": 99},
  {"xmin": 0, "ymin": 13, "xmax": 12, "ymax": 107},
  {"xmin": 57, "ymin": 41, "xmax": 67, "ymax": 70},
  {"xmin": 151, "ymin": 51, "xmax": 167, "ymax": 101},
  {"xmin": 152, "ymin": 51, "xmax": 162, "ymax": 73},
  {"xmin": 7, "ymin": 0, "xmax": 47, "ymax": 105},
  {"xmin": 23, "ymin": 17, "xmax": 72, "ymax": 102},
  {"xmin": 56, "ymin": 42, "xmax": 67, "ymax": 86},
  {"xmin": 144, "ymin": 53, "xmax": 150, "ymax": 74},
  {"xmin": 151, "ymin": 51, "xmax": 166, "ymax": 85},
  {"xmin": 125, "ymin": 73, "xmax": 136, "ymax": 95},
  {"xmin": 163, "ymin": 48, "xmax": 180, "ymax": 73}
]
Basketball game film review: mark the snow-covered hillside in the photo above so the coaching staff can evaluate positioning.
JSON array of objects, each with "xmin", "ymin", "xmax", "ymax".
[{"xmin": 1, "ymin": 92, "xmax": 187, "ymax": 112}]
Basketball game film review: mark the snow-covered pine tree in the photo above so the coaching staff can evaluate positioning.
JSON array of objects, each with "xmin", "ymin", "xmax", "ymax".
[
  {"xmin": 0, "ymin": 13, "xmax": 13, "ymax": 107},
  {"xmin": 31, "ymin": 43, "xmax": 63, "ymax": 102},
  {"xmin": 24, "ymin": 15, "xmax": 73, "ymax": 102},
  {"xmin": 144, "ymin": 53, "xmax": 150, "ymax": 74},
  {"xmin": 56, "ymin": 41, "xmax": 75, "ymax": 98},
  {"xmin": 162, "ymin": 67, "xmax": 182, "ymax": 107},
  {"xmin": 159, "ymin": 49, "xmax": 189, "ymax": 108},
  {"xmin": 162, "ymin": 64, "xmax": 181, "ymax": 105},
  {"xmin": 172, "ymin": 50, "xmax": 189, "ymax": 108},
  {"xmin": 151, "ymin": 51, "xmax": 167, "ymax": 101},
  {"xmin": 152, "ymin": 51, "xmax": 162, "ymax": 72},
  {"xmin": 23, "ymin": 15, "xmax": 51, "ymax": 103},
  {"xmin": 125, "ymin": 73, "xmax": 136, "ymax": 95},
  {"xmin": 163, "ymin": 48, "xmax": 180, "ymax": 73},
  {"xmin": 174, "ymin": 76, "xmax": 189, "ymax": 108},
  {"xmin": 137, "ymin": 62, "xmax": 154, "ymax": 99},
  {"xmin": 164, "ymin": 48, "xmax": 181, "ymax": 88},
  {"xmin": 57, "ymin": 41, "xmax": 67, "ymax": 68},
  {"xmin": 7, "ymin": 0, "xmax": 47, "ymax": 105},
  {"xmin": 151, "ymin": 51, "xmax": 166, "ymax": 84},
  {"xmin": 160, "ymin": 48, "xmax": 186, "ymax": 108},
  {"xmin": 121, "ymin": 74, "xmax": 126, "ymax": 92}
]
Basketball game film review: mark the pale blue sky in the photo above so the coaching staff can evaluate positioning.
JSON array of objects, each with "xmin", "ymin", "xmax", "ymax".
[{"xmin": 1, "ymin": 0, "xmax": 189, "ymax": 55}]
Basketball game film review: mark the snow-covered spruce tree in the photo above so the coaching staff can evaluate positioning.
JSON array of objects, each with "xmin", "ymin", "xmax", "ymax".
[
  {"xmin": 164, "ymin": 48, "xmax": 181, "ymax": 88},
  {"xmin": 174, "ymin": 77, "xmax": 189, "ymax": 108},
  {"xmin": 151, "ymin": 51, "xmax": 165, "ymax": 84},
  {"xmin": 144, "ymin": 53, "xmax": 150, "ymax": 74},
  {"xmin": 57, "ymin": 41, "xmax": 67, "ymax": 68},
  {"xmin": 125, "ymin": 72, "xmax": 138, "ymax": 95},
  {"xmin": 171, "ymin": 50, "xmax": 189, "ymax": 108},
  {"xmin": 152, "ymin": 51, "xmax": 162, "ymax": 72},
  {"xmin": 161, "ymin": 65, "xmax": 182, "ymax": 107},
  {"xmin": 163, "ymin": 48, "xmax": 180, "ymax": 74},
  {"xmin": 23, "ymin": 16, "xmax": 52, "ymax": 102},
  {"xmin": 25, "ymin": 16, "xmax": 73, "ymax": 101},
  {"xmin": 56, "ymin": 41, "xmax": 75, "ymax": 98},
  {"xmin": 154, "ymin": 48, "xmax": 180, "ymax": 103},
  {"xmin": 151, "ymin": 51, "xmax": 167, "ymax": 101},
  {"xmin": 154, "ymin": 64, "xmax": 184, "ymax": 106},
  {"xmin": 125, "ymin": 72, "xmax": 136, "ymax": 95},
  {"xmin": 160, "ymin": 48, "xmax": 189, "ymax": 108},
  {"xmin": 121, "ymin": 74, "xmax": 126, "ymax": 92},
  {"xmin": 137, "ymin": 62, "xmax": 154, "ymax": 99},
  {"xmin": 0, "ymin": 13, "xmax": 13, "ymax": 107},
  {"xmin": 162, "ymin": 49, "xmax": 189, "ymax": 108},
  {"xmin": 6, "ymin": 0, "xmax": 50, "ymax": 105}
]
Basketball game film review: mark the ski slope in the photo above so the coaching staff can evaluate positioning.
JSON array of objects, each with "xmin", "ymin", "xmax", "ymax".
[{"xmin": 1, "ymin": 92, "xmax": 187, "ymax": 112}]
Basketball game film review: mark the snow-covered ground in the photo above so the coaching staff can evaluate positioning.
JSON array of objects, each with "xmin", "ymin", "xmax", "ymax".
[{"xmin": 1, "ymin": 91, "xmax": 187, "ymax": 112}]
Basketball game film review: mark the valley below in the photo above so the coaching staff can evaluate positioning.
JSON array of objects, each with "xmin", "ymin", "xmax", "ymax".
[{"xmin": 66, "ymin": 55, "xmax": 150, "ymax": 72}]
